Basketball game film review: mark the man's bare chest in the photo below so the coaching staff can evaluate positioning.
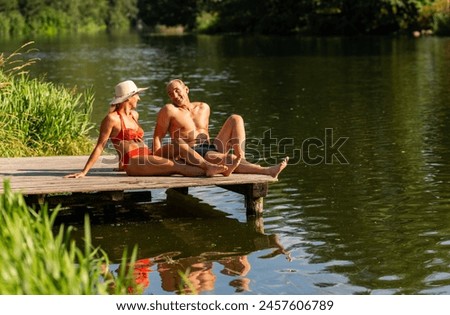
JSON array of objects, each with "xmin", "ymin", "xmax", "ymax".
[{"xmin": 170, "ymin": 109, "xmax": 205, "ymax": 131}]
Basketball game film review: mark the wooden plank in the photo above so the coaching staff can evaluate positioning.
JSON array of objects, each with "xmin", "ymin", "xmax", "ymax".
[
  {"xmin": 1, "ymin": 155, "xmax": 277, "ymax": 215},
  {"xmin": 219, "ymin": 183, "xmax": 268, "ymax": 198},
  {"xmin": 0, "ymin": 155, "xmax": 277, "ymax": 196}
]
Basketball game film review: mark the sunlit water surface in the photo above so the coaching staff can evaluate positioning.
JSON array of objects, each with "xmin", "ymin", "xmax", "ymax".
[{"xmin": 2, "ymin": 34, "xmax": 450, "ymax": 294}]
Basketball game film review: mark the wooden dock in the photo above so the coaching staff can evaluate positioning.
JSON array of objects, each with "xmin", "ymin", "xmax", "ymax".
[{"xmin": 0, "ymin": 155, "xmax": 278, "ymax": 216}]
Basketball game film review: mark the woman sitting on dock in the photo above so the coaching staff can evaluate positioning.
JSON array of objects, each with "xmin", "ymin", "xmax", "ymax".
[{"xmin": 65, "ymin": 80, "xmax": 228, "ymax": 178}]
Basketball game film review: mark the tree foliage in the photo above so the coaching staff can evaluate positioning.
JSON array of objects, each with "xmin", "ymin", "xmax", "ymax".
[
  {"xmin": 137, "ymin": 0, "xmax": 448, "ymax": 35},
  {"xmin": 0, "ymin": 0, "xmax": 137, "ymax": 37},
  {"xmin": 0, "ymin": 0, "xmax": 448, "ymax": 37},
  {"xmin": 137, "ymin": 0, "xmax": 198, "ymax": 30},
  {"xmin": 309, "ymin": 0, "xmax": 421, "ymax": 35},
  {"xmin": 198, "ymin": 0, "xmax": 312, "ymax": 34}
]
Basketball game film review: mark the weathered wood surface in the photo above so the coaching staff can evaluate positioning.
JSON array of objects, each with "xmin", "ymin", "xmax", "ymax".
[{"xmin": 0, "ymin": 155, "xmax": 277, "ymax": 198}]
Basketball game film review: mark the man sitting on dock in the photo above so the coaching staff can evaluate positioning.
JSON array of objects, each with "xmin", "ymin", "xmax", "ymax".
[{"xmin": 152, "ymin": 79, "xmax": 288, "ymax": 178}]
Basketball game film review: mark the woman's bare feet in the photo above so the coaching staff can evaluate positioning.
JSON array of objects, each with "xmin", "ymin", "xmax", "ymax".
[{"xmin": 269, "ymin": 157, "xmax": 289, "ymax": 178}]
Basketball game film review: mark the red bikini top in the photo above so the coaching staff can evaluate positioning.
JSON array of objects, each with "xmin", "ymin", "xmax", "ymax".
[{"xmin": 110, "ymin": 111, "xmax": 144, "ymax": 144}]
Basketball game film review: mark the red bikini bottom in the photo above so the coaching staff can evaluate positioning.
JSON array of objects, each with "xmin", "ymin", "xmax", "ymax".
[{"xmin": 123, "ymin": 147, "xmax": 152, "ymax": 167}]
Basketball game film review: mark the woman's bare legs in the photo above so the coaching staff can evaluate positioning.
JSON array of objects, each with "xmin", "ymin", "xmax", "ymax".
[
  {"xmin": 157, "ymin": 140, "xmax": 228, "ymax": 177},
  {"xmin": 204, "ymin": 151, "xmax": 241, "ymax": 177},
  {"xmin": 125, "ymin": 155, "xmax": 206, "ymax": 177},
  {"xmin": 174, "ymin": 140, "xmax": 228, "ymax": 176}
]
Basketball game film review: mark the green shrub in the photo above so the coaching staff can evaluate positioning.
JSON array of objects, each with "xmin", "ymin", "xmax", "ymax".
[
  {"xmin": 0, "ymin": 75, "xmax": 95, "ymax": 156},
  {"xmin": 8, "ymin": 10, "xmax": 28, "ymax": 36},
  {"xmin": 0, "ymin": 13, "xmax": 11, "ymax": 37},
  {"xmin": 434, "ymin": 11, "xmax": 450, "ymax": 35},
  {"xmin": 0, "ymin": 11, "xmax": 27, "ymax": 38},
  {"xmin": 0, "ymin": 42, "xmax": 94, "ymax": 157},
  {"xmin": 28, "ymin": 7, "xmax": 72, "ymax": 36},
  {"xmin": 419, "ymin": 0, "xmax": 450, "ymax": 35},
  {"xmin": 196, "ymin": 11, "xmax": 219, "ymax": 33},
  {"xmin": 0, "ymin": 180, "xmax": 136, "ymax": 294}
]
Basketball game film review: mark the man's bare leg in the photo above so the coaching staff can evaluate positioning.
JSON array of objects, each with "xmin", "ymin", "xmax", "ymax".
[
  {"xmin": 205, "ymin": 153, "xmax": 288, "ymax": 178},
  {"xmin": 234, "ymin": 157, "xmax": 289, "ymax": 178},
  {"xmin": 214, "ymin": 114, "xmax": 246, "ymax": 159}
]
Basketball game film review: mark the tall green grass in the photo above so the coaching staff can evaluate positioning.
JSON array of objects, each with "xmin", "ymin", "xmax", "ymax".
[
  {"xmin": 0, "ymin": 180, "xmax": 137, "ymax": 294},
  {"xmin": 0, "ymin": 42, "xmax": 94, "ymax": 157},
  {"xmin": 0, "ymin": 44, "xmax": 139, "ymax": 294}
]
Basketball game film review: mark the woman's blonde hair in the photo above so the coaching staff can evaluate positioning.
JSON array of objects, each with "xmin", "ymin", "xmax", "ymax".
[{"xmin": 109, "ymin": 104, "xmax": 119, "ymax": 113}]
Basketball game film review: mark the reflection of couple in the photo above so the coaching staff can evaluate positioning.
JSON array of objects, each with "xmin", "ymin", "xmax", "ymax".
[
  {"xmin": 66, "ymin": 79, "xmax": 288, "ymax": 178},
  {"xmin": 124, "ymin": 254, "xmax": 252, "ymax": 294},
  {"xmin": 159, "ymin": 255, "xmax": 252, "ymax": 294},
  {"xmin": 122, "ymin": 233, "xmax": 291, "ymax": 294}
]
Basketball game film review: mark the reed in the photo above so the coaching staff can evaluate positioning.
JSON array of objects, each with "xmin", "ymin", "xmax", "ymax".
[
  {"xmin": 0, "ymin": 44, "xmax": 142, "ymax": 295},
  {"xmin": 0, "ymin": 180, "xmax": 137, "ymax": 294},
  {"xmin": 178, "ymin": 268, "xmax": 199, "ymax": 295},
  {"xmin": 0, "ymin": 42, "xmax": 94, "ymax": 157},
  {"xmin": 0, "ymin": 41, "xmax": 39, "ymax": 76}
]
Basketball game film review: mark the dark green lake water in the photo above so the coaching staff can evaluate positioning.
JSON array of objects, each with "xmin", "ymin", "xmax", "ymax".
[{"xmin": 2, "ymin": 33, "xmax": 450, "ymax": 294}]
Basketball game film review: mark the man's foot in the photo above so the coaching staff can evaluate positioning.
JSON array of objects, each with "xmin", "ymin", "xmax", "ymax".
[
  {"xmin": 269, "ymin": 157, "xmax": 289, "ymax": 178},
  {"xmin": 223, "ymin": 156, "xmax": 242, "ymax": 177},
  {"xmin": 206, "ymin": 163, "xmax": 228, "ymax": 177}
]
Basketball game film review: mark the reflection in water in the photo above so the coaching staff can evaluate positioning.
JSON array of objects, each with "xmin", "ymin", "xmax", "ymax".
[
  {"xmin": 103, "ymin": 229, "xmax": 287, "ymax": 294},
  {"xmin": 5, "ymin": 34, "xmax": 450, "ymax": 294},
  {"xmin": 110, "ymin": 254, "xmax": 253, "ymax": 295},
  {"xmin": 70, "ymin": 189, "xmax": 290, "ymax": 295}
]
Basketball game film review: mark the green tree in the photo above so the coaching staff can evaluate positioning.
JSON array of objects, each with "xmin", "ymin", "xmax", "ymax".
[
  {"xmin": 106, "ymin": 0, "xmax": 138, "ymax": 30},
  {"xmin": 78, "ymin": 0, "xmax": 109, "ymax": 32},
  {"xmin": 28, "ymin": 6, "xmax": 71, "ymax": 36},
  {"xmin": 18, "ymin": 0, "xmax": 44, "ymax": 18},
  {"xmin": 1, "ymin": 0, "xmax": 446, "ymax": 37},
  {"xmin": 199, "ymin": 0, "xmax": 311, "ymax": 34},
  {"xmin": 309, "ymin": 0, "xmax": 423, "ymax": 35},
  {"xmin": 137, "ymin": 0, "xmax": 198, "ymax": 30},
  {"xmin": 0, "ymin": 0, "xmax": 19, "ymax": 11}
]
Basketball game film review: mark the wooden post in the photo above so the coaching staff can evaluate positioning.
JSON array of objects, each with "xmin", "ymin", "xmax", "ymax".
[
  {"xmin": 172, "ymin": 187, "xmax": 189, "ymax": 195},
  {"xmin": 245, "ymin": 183, "xmax": 267, "ymax": 216},
  {"xmin": 219, "ymin": 182, "xmax": 268, "ymax": 216},
  {"xmin": 247, "ymin": 215, "xmax": 265, "ymax": 233}
]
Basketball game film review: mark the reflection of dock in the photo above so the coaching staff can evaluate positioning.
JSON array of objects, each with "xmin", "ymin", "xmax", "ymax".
[
  {"xmin": 0, "ymin": 155, "xmax": 278, "ymax": 215},
  {"xmin": 80, "ymin": 190, "xmax": 286, "ymax": 261},
  {"xmin": 74, "ymin": 191, "xmax": 289, "ymax": 294}
]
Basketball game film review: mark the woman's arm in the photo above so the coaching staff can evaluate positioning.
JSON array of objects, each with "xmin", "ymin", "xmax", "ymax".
[
  {"xmin": 65, "ymin": 116, "xmax": 114, "ymax": 178},
  {"xmin": 152, "ymin": 105, "xmax": 171, "ymax": 155}
]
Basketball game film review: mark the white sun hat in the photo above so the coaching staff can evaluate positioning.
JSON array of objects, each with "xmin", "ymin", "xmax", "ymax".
[{"xmin": 110, "ymin": 80, "xmax": 149, "ymax": 105}]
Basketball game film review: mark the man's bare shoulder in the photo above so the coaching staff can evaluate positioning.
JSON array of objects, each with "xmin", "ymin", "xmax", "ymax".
[
  {"xmin": 159, "ymin": 103, "xmax": 176, "ymax": 114},
  {"xmin": 162, "ymin": 103, "xmax": 179, "ymax": 110},
  {"xmin": 192, "ymin": 102, "xmax": 209, "ymax": 110}
]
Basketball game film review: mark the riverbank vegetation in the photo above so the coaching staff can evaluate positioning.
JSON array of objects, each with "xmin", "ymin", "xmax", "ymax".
[
  {"xmin": 0, "ymin": 181, "xmax": 137, "ymax": 294},
  {"xmin": 0, "ymin": 44, "xmax": 139, "ymax": 294},
  {"xmin": 0, "ymin": 42, "xmax": 94, "ymax": 157},
  {"xmin": 0, "ymin": 0, "xmax": 449, "ymax": 37}
]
